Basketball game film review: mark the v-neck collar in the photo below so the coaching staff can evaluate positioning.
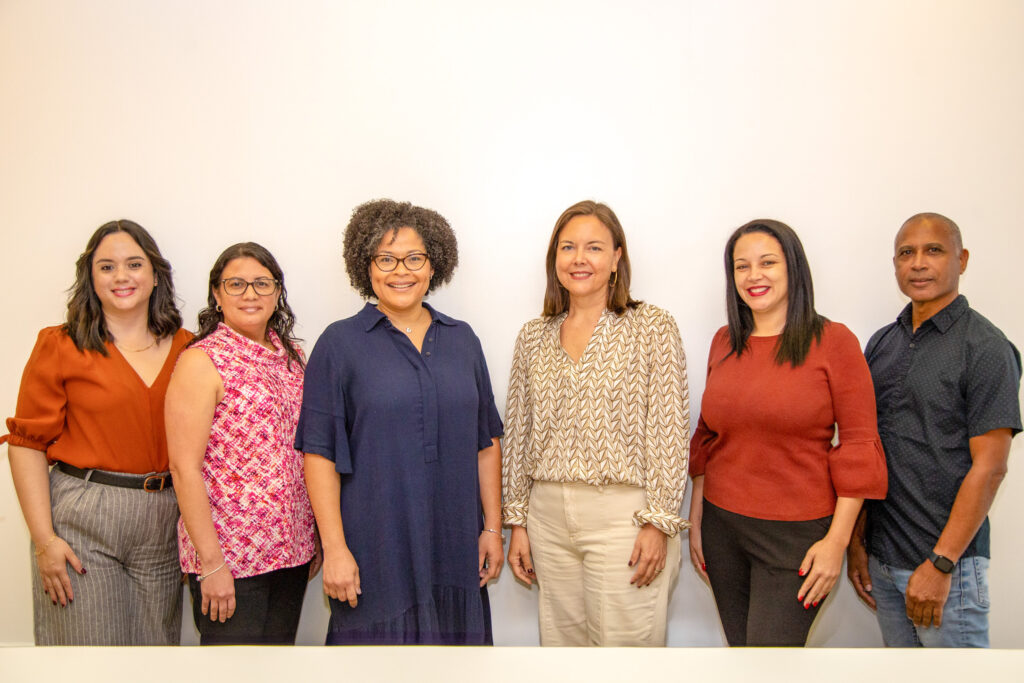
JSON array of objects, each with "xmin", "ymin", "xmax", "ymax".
[{"xmin": 107, "ymin": 328, "xmax": 183, "ymax": 390}]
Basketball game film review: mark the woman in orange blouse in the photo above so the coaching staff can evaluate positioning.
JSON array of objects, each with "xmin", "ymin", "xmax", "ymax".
[{"xmin": 3, "ymin": 220, "xmax": 191, "ymax": 645}]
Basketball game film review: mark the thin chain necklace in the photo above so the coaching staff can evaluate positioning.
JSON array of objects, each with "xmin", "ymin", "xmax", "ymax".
[{"xmin": 115, "ymin": 336, "xmax": 156, "ymax": 353}]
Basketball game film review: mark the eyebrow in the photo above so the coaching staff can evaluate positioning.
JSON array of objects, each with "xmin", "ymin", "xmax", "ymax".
[
  {"xmin": 94, "ymin": 256, "xmax": 145, "ymax": 263},
  {"xmin": 559, "ymin": 239, "xmax": 607, "ymax": 246}
]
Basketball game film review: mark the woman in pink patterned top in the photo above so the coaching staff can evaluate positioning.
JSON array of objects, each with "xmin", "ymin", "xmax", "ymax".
[{"xmin": 166, "ymin": 243, "xmax": 318, "ymax": 645}]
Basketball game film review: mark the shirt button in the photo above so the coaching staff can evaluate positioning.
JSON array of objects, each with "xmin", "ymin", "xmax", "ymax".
[
  {"xmin": 427, "ymin": 337, "xmax": 433, "ymax": 342},
  {"xmin": 909, "ymin": 343, "xmax": 915, "ymax": 348},
  {"xmin": 425, "ymin": 351, "xmax": 431, "ymax": 356}
]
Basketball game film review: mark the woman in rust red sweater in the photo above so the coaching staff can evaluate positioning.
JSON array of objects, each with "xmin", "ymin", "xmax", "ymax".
[{"xmin": 688, "ymin": 219, "xmax": 887, "ymax": 647}]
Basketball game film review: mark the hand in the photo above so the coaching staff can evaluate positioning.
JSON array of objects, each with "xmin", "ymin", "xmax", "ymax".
[
  {"xmin": 308, "ymin": 531, "xmax": 324, "ymax": 581},
  {"xmin": 35, "ymin": 535, "xmax": 84, "ymax": 607},
  {"xmin": 797, "ymin": 536, "xmax": 846, "ymax": 608},
  {"xmin": 507, "ymin": 526, "xmax": 535, "ymax": 586},
  {"xmin": 688, "ymin": 516, "xmax": 709, "ymax": 584},
  {"xmin": 846, "ymin": 534, "xmax": 876, "ymax": 609},
  {"xmin": 322, "ymin": 545, "xmax": 361, "ymax": 607},
  {"xmin": 200, "ymin": 567, "xmax": 236, "ymax": 622},
  {"xmin": 629, "ymin": 523, "xmax": 668, "ymax": 587},
  {"xmin": 478, "ymin": 531, "xmax": 504, "ymax": 586},
  {"xmin": 906, "ymin": 559, "xmax": 952, "ymax": 628}
]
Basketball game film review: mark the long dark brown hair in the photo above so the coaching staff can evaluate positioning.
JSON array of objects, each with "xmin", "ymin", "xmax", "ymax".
[
  {"xmin": 724, "ymin": 219, "xmax": 825, "ymax": 366},
  {"xmin": 64, "ymin": 219, "xmax": 182, "ymax": 355},
  {"xmin": 542, "ymin": 200, "xmax": 641, "ymax": 317},
  {"xmin": 193, "ymin": 242, "xmax": 303, "ymax": 368}
]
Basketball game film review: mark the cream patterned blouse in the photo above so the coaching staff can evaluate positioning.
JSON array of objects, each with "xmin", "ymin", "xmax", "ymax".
[{"xmin": 502, "ymin": 303, "xmax": 690, "ymax": 536}]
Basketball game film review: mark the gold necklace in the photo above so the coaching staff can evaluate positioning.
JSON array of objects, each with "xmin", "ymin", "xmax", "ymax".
[{"xmin": 115, "ymin": 336, "xmax": 156, "ymax": 353}]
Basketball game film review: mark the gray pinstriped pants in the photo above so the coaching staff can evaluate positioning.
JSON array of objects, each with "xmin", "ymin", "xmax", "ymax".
[{"xmin": 31, "ymin": 467, "xmax": 182, "ymax": 645}]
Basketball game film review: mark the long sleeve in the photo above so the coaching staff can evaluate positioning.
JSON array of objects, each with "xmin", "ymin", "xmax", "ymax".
[
  {"xmin": 633, "ymin": 307, "xmax": 689, "ymax": 536},
  {"xmin": 826, "ymin": 324, "xmax": 888, "ymax": 499},
  {"xmin": 501, "ymin": 323, "xmax": 537, "ymax": 527}
]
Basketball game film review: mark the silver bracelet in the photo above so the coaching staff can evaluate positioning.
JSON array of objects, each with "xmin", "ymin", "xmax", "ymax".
[
  {"xmin": 197, "ymin": 561, "xmax": 226, "ymax": 582},
  {"xmin": 483, "ymin": 528, "xmax": 506, "ymax": 544}
]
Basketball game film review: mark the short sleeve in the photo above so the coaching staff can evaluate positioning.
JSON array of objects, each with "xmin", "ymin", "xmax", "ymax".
[
  {"xmin": 294, "ymin": 330, "xmax": 353, "ymax": 474},
  {"xmin": 4, "ymin": 327, "xmax": 68, "ymax": 451},
  {"xmin": 825, "ymin": 324, "xmax": 888, "ymax": 499},
  {"xmin": 473, "ymin": 337, "xmax": 504, "ymax": 450},
  {"xmin": 966, "ymin": 336, "xmax": 1022, "ymax": 438}
]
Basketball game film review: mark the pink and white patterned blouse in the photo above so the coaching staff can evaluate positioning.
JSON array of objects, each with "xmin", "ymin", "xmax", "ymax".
[{"xmin": 178, "ymin": 323, "xmax": 315, "ymax": 579}]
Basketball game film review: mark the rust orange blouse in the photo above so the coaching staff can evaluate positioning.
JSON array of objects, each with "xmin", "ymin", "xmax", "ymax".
[{"xmin": 3, "ymin": 326, "xmax": 193, "ymax": 474}]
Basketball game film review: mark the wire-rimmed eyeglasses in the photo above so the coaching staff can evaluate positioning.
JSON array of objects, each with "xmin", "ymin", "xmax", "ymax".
[{"xmin": 220, "ymin": 278, "xmax": 280, "ymax": 296}]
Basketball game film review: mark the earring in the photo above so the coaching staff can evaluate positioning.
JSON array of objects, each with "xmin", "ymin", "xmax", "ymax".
[
  {"xmin": 216, "ymin": 304, "xmax": 222, "ymax": 313},
  {"xmin": 153, "ymin": 275, "xmax": 158, "ymax": 287},
  {"xmin": 609, "ymin": 270, "xmax": 618, "ymax": 287}
]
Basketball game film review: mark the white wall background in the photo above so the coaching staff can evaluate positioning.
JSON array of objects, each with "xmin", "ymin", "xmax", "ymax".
[{"xmin": 1, "ymin": 0, "xmax": 1021, "ymax": 647}]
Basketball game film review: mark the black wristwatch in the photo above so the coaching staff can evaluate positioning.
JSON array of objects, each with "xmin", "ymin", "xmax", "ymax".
[{"xmin": 928, "ymin": 552, "xmax": 955, "ymax": 574}]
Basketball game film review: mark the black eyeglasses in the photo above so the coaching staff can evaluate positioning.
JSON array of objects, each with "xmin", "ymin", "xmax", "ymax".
[
  {"xmin": 372, "ymin": 252, "xmax": 429, "ymax": 272},
  {"xmin": 220, "ymin": 278, "xmax": 279, "ymax": 296}
]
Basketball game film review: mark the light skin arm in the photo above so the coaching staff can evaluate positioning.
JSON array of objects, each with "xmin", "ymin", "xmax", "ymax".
[
  {"xmin": 846, "ymin": 508, "xmax": 876, "ymax": 608},
  {"xmin": 477, "ymin": 438, "xmax": 503, "ymax": 586},
  {"xmin": 165, "ymin": 348, "xmax": 235, "ymax": 622},
  {"xmin": 8, "ymin": 445, "xmax": 85, "ymax": 606},
  {"xmin": 687, "ymin": 475, "xmax": 709, "ymax": 582},
  {"xmin": 905, "ymin": 428, "xmax": 1012, "ymax": 628},
  {"xmin": 797, "ymin": 496, "xmax": 863, "ymax": 607},
  {"xmin": 304, "ymin": 452, "xmax": 361, "ymax": 607}
]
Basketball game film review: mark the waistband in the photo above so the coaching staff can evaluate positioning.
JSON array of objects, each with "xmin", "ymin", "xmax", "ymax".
[{"xmin": 55, "ymin": 461, "xmax": 173, "ymax": 492}]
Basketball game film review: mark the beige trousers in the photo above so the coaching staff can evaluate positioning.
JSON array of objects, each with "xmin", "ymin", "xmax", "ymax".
[{"xmin": 527, "ymin": 481, "xmax": 680, "ymax": 646}]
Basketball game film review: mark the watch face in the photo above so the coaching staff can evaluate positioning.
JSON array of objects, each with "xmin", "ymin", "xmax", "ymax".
[{"xmin": 930, "ymin": 553, "xmax": 955, "ymax": 574}]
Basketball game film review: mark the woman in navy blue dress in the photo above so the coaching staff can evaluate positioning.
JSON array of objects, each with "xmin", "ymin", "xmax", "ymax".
[{"xmin": 296, "ymin": 199, "xmax": 504, "ymax": 644}]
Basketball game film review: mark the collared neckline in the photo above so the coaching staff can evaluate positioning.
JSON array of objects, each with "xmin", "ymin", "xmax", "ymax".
[
  {"xmin": 215, "ymin": 322, "xmax": 285, "ymax": 360},
  {"xmin": 358, "ymin": 301, "xmax": 458, "ymax": 332},
  {"xmin": 897, "ymin": 294, "xmax": 969, "ymax": 335}
]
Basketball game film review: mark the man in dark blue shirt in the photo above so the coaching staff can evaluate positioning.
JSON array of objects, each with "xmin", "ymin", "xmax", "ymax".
[{"xmin": 847, "ymin": 213, "xmax": 1021, "ymax": 647}]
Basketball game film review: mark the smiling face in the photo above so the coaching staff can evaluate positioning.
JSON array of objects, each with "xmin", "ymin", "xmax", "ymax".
[
  {"xmin": 732, "ymin": 231, "xmax": 789, "ymax": 333},
  {"xmin": 213, "ymin": 257, "xmax": 278, "ymax": 342},
  {"xmin": 554, "ymin": 214, "xmax": 622, "ymax": 308},
  {"xmin": 370, "ymin": 226, "xmax": 433, "ymax": 317},
  {"xmin": 894, "ymin": 216, "xmax": 969, "ymax": 322},
  {"xmin": 91, "ymin": 231, "xmax": 156, "ymax": 316}
]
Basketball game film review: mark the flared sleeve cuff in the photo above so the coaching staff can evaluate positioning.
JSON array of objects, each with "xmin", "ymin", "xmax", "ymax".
[
  {"xmin": 828, "ymin": 439, "xmax": 888, "ymax": 500},
  {"xmin": 634, "ymin": 507, "xmax": 690, "ymax": 537},
  {"xmin": 502, "ymin": 500, "xmax": 530, "ymax": 528}
]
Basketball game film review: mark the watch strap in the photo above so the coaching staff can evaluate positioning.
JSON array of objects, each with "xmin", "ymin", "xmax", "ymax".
[{"xmin": 928, "ymin": 552, "xmax": 955, "ymax": 574}]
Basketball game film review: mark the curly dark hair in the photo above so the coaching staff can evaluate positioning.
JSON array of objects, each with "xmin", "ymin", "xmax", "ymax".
[
  {"xmin": 65, "ymin": 219, "xmax": 183, "ymax": 355},
  {"xmin": 193, "ymin": 242, "xmax": 304, "ymax": 369},
  {"xmin": 342, "ymin": 199, "xmax": 459, "ymax": 299}
]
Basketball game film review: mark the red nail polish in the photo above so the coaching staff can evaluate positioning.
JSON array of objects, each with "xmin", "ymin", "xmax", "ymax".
[
  {"xmin": 80, "ymin": 568, "xmax": 87, "ymax": 575},
  {"xmin": 813, "ymin": 601, "xmax": 819, "ymax": 607},
  {"xmin": 798, "ymin": 569, "xmax": 806, "ymax": 576},
  {"xmin": 701, "ymin": 563, "xmax": 706, "ymax": 571},
  {"xmin": 803, "ymin": 603, "xmax": 809, "ymax": 610}
]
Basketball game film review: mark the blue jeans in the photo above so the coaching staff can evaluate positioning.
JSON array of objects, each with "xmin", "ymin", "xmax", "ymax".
[{"xmin": 869, "ymin": 554, "xmax": 989, "ymax": 647}]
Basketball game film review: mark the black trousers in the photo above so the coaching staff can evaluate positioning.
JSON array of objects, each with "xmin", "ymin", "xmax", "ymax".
[
  {"xmin": 188, "ymin": 562, "xmax": 310, "ymax": 645},
  {"xmin": 702, "ymin": 500, "xmax": 831, "ymax": 646}
]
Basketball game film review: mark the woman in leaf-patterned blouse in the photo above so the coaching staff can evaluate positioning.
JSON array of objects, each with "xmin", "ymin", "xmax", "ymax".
[{"xmin": 502, "ymin": 200, "xmax": 690, "ymax": 646}]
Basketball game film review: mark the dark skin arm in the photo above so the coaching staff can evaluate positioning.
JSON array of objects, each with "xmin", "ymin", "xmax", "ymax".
[{"xmin": 905, "ymin": 428, "xmax": 1011, "ymax": 628}]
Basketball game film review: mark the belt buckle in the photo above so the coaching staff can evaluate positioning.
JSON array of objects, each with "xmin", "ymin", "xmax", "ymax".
[{"xmin": 143, "ymin": 474, "xmax": 168, "ymax": 492}]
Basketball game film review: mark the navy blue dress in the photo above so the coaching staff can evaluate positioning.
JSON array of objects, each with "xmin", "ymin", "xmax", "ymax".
[{"xmin": 295, "ymin": 303, "xmax": 503, "ymax": 644}]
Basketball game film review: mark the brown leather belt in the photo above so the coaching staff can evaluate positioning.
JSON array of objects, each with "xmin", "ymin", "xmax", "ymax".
[{"xmin": 55, "ymin": 461, "xmax": 173, "ymax": 491}]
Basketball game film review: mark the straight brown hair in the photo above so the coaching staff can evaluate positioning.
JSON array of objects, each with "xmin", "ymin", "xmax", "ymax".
[{"xmin": 542, "ymin": 200, "xmax": 640, "ymax": 317}]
